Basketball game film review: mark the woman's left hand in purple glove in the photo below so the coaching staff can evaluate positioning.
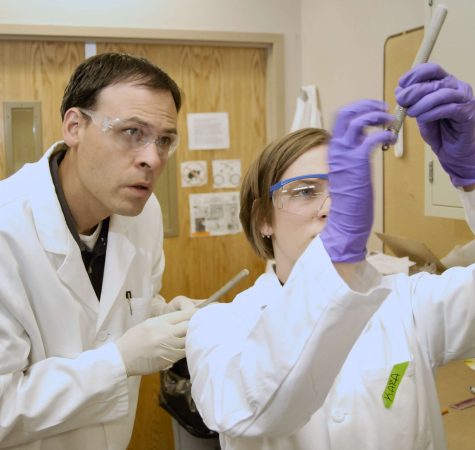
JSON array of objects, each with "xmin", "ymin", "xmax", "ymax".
[{"xmin": 320, "ymin": 100, "xmax": 396, "ymax": 263}]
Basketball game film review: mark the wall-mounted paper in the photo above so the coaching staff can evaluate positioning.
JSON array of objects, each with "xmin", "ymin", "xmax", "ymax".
[
  {"xmin": 187, "ymin": 112, "xmax": 230, "ymax": 150},
  {"xmin": 212, "ymin": 159, "xmax": 241, "ymax": 188},
  {"xmin": 181, "ymin": 160, "xmax": 207, "ymax": 187},
  {"xmin": 84, "ymin": 42, "xmax": 97, "ymax": 58},
  {"xmin": 189, "ymin": 192, "xmax": 241, "ymax": 237}
]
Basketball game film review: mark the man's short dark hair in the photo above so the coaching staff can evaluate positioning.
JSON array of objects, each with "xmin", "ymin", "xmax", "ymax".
[{"xmin": 60, "ymin": 52, "xmax": 181, "ymax": 119}]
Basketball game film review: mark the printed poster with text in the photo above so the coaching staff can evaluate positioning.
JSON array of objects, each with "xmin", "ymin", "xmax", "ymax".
[{"xmin": 189, "ymin": 192, "xmax": 241, "ymax": 237}]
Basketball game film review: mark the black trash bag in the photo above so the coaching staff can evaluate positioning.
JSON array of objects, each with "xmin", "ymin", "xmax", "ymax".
[{"xmin": 159, "ymin": 358, "xmax": 219, "ymax": 439}]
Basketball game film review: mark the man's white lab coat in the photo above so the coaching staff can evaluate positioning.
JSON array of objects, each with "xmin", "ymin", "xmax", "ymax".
[
  {"xmin": 187, "ymin": 192, "xmax": 475, "ymax": 450},
  {"xmin": 0, "ymin": 143, "xmax": 167, "ymax": 449}
]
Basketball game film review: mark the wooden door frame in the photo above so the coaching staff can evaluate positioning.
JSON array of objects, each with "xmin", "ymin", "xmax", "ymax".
[{"xmin": 0, "ymin": 24, "xmax": 284, "ymax": 142}]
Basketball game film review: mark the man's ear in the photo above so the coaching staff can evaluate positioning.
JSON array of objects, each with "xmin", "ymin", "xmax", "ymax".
[{"xmin": 62, "ymin": 108, "xmax": 82, "ymax": 147}]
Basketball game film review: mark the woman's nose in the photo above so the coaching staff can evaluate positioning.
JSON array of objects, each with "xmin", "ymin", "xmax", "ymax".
[{"xmin": 317, "ymin": 195, "xmax": 330, "ymax": 218}]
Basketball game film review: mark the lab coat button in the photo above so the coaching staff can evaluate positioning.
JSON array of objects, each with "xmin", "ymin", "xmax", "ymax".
[
  {"xmin": 98, "ymin": 331, "xmax": 109, "ymax": 341},
  {"xmin": 331, "ymin": 408, "xmax": 346, "ymax": 423}
]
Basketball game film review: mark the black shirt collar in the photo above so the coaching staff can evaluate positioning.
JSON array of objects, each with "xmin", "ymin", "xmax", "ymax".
[{"xmin": 49, "ymin": 149, "xmax": 109, "ymax": 253}]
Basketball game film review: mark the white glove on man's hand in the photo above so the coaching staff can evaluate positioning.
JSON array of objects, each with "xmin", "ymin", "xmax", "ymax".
[
  {"xmin": 116, "ymin": 308, "xmax": 195, "ymax": 376},
  {"xmin": 165, "ymin": 295, "xmax": 206, "ymax": 312}
]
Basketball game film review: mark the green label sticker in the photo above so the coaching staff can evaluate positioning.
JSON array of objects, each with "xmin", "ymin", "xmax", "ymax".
[{"xmin": 382, "ymin": 361, "xmax": 409, "ymax": 408}]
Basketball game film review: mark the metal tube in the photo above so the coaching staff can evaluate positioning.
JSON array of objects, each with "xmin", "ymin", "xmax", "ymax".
[
  {"xmin": 197, "ymin": 268, "xmax": 250, "ymax": 309},
  {"xmin": 382, "ymin": 4, "xmax": 448, "ymax": 151}
]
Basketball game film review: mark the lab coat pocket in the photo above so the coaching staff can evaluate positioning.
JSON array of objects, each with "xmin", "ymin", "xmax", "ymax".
[
  {"xmin": 358, "ymin": 362, "xmax": 418, "ymax": 446},
  {"xmin": 361, "ymin": 361, "xmax": 414, "ymax": 381},
  {"xmin": 328, "ymin": 363, "xmax": 419, "ymax": 449},
  {"xmin": 124, "ymin": 296, "xmax": 152, "ymax": 327},
  {"xmin": 360, "ymin": 361, "xmax": 416, "ymax": 408}
]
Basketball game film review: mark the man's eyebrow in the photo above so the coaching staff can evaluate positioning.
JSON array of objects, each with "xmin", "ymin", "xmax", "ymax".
[
  {"xmin": 121, "ymin": 116, "xmax": 152, "ymax": 127},
  {"xmin": 121, "ymin": 116, "xmax": 177, "ymax": 135}
]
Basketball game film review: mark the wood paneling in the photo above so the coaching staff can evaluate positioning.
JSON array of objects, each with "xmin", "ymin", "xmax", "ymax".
[
  {"xmin": 383, "ymin": 29, "xmax": 473, "ymax": 257},
  {"xmin": 436, "ymin": 360, "xmax": 475, "ymax": 449},
  {"xmin": 0, "ymin": 40, "xmax": 83, "ymax": 178}
]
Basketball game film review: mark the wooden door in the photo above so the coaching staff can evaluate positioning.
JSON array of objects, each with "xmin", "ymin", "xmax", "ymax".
[
  {"xmin": 0, "ymin": 40, "xmax": 84, "ymax": 178},
  {"xmin": 383, "ymin": 29, "xmax": 473, "ymax": 257},
  {"xmin": 0, "ymin": 39, "xmax": 268, "ymax": 449},
  {"xmin": 95, "ymin": 43, "xmax": 268, "ymax": 449}
]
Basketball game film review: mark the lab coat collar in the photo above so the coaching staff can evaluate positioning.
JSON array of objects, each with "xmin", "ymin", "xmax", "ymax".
[
  {"xmin": 53, "ymin": 209, "xmax": 137, "ymax": 327},
  {"xmin": 29, "ymin": 142, "xmax": 138, "ymax": 322},
  {"xmin": 96, "ymin": 216, "xmax": 136, "ymax": 330},
  {"xmin": 29, "ymin": 142, "xmax": 72, "ymax": 255},
  {"xmin": 232, "ymin": 269, "xmax": 283, "ymax": 312},
  {"xmin": 26, "ymin": 142, "xmax": 100, "ymax": 313},
  {"xmin": 30, "ymin": 142, "xmax": 136, "ymax": 255}
]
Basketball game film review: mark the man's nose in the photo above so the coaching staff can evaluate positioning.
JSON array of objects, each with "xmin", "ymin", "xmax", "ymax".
[{"xmin": 137, "ymin": 142, "xmax": 164, "ymax": 171}]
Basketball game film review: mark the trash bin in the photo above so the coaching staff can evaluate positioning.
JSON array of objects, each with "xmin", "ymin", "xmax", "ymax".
[{"xmin": 159, "ymin": 358, "xmax": 220, "ymax": 449}]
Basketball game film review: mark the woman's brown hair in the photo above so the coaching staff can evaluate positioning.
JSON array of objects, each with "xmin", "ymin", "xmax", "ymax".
[{"xmin": 239, "ymin": 127, "xmax": 330, "ymax": 260}]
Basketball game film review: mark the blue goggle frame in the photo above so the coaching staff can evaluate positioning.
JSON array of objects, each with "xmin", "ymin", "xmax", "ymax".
[{"xmin": 269, "ymin": 173, "xmax": 329, "ymax": 198}]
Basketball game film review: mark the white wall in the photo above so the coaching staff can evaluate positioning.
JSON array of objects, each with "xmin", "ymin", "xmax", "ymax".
[
  {"xmin": 300, "ymin": 0, "xmax": 425, "ymax": 250},
  {"xmin": 301, "ymin": 0, "xmax": 424, "ymax": 127}
]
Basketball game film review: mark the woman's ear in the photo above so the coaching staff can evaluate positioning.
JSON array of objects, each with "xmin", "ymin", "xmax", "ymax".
[
  {"xmin": 62, "ymin": 108, "xmax": 82, "ymax": 147},
  {"xmin": 260, "ymin": 222, "xmax": 273, "ymax": 238}
]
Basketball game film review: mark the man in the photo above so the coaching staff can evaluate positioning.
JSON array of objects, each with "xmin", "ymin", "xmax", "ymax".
[{"xmin": 0, "ymin": 53, "xmax": 196, "ymax": 449}]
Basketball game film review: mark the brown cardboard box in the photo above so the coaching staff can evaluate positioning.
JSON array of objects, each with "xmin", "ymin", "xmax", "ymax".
[{"xmin": 375, "ymin": 232, "xmax": 447, "ymax": 274}]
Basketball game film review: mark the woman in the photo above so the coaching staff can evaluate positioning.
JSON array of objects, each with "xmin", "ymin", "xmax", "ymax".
[{"xmin": 186, "ymin": 63, "xmax": 475, "ymax": 450}]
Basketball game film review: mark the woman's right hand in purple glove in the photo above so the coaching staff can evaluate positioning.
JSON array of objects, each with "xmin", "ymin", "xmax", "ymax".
[
  {"xmin": 320, "ymin": 100, "xmax": 395, "ymax": 263},
  {"xmin": 396, "ymin": 63, "xmax": 475, "ymax": 187}
]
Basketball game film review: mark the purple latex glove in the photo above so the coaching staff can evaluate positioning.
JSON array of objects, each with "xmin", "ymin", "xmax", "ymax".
[
  {"xmin": 320, "ymin": 100, "xmax": 395, "ymax": 263},
  {"xmin": 396, "ymin": 63, "xmax": 475, "ymax": 187}
]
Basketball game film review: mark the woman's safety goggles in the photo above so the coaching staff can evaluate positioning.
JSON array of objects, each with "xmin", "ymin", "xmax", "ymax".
[
  {"xmin": 269, "ymin": 174, "xmax": 329, "ymax": 217},
  {"xmin": 79, "ymin": 108, "xmax": 180, "ymax": 159}
]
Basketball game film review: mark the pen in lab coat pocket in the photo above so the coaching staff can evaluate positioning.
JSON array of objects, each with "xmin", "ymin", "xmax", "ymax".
[{"xmin": 125, "ymin": 291, "xmax": 133, "ymax": 315}]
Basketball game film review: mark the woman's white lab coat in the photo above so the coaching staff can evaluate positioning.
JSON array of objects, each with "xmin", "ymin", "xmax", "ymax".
[
  {"xmin": 0, "ymin": 143, "xmax": 167, "ymax": 449},
  {"xmin": 187, "ymin": 191, "xmax": 475, "ymax": 450}
]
